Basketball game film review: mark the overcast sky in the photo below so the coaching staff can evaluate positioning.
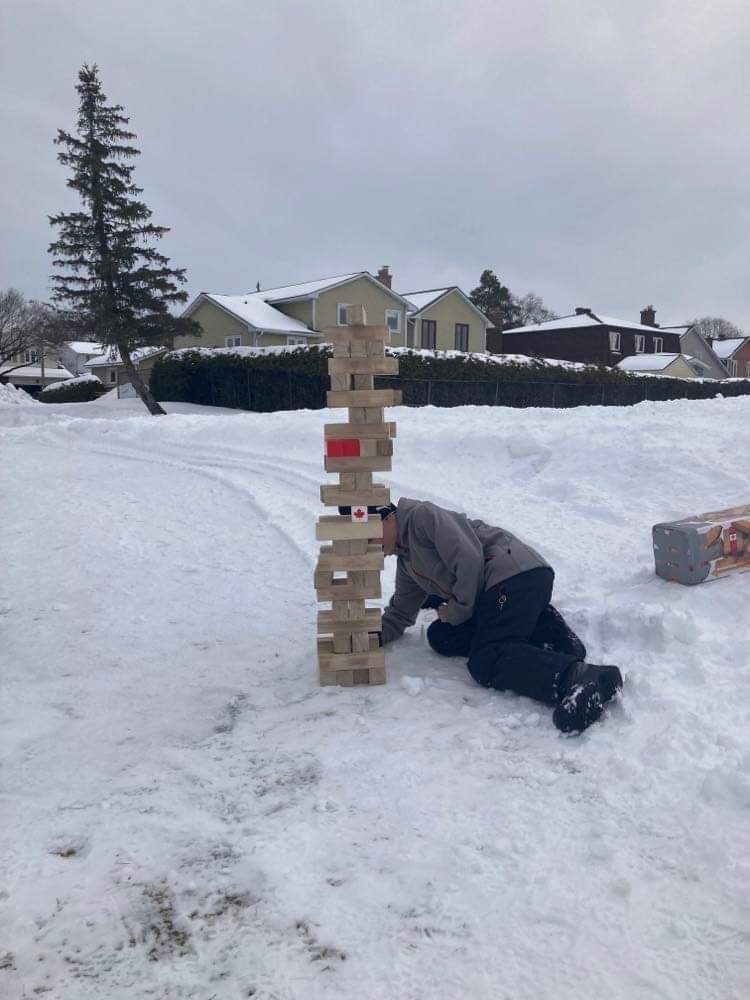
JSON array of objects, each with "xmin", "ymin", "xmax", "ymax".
[{"xmin": 2, "ymin": 0, "xmax": 748, "ymax": 327}]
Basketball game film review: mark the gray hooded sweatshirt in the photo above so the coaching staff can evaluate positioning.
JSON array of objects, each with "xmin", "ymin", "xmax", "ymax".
[{"xmin": 381, "ymin": 498, "xmax": 550, "ymax": 644}]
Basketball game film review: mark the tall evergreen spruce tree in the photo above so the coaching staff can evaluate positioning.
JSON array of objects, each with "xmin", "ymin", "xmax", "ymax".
[{"xmin": 49, "ymin": 64, "xmax": 197, "ymax": 415}]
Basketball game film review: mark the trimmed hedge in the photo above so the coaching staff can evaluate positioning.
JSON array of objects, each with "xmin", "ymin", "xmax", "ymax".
[{"xmin": 150, "ymin": 347, "xmax": 750, "ymax": 412}]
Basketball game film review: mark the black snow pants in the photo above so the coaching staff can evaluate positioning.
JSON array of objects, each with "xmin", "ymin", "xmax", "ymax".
[{"xmin": 426, "ymin": 567, "xmax": 581, "ymax": 706}]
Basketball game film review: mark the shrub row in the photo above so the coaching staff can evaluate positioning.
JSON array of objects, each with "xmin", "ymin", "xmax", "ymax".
[{"xmin": 150, "ymin": 347, "xmax": 750, "ymax": 412}]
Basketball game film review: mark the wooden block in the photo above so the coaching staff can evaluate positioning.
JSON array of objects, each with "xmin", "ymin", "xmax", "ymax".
[
  {"xmin": 339, "ymin": 473, "xmax": 357, "ymax": 489},
  {"xmin": 320, "ymin": 485, "xmax": 390, "ymax": 507},
  {"xmin": 323, "ymin": 326, "xmax": 389, "ymax": 342},
  {"xmin": 369, "ymin": 633, "xmax": 380, "ymax": 650},
  {"xmin": 345, "ymin": 305, "xmax": 366, "ymax": 326},
  {"xmin": 368, "ymin": 667, "xmax": 386, "ymax": 685},
  {"xmin": 320, "ymin": 669, "xmax": 338, "ymax": 686},
  {"xmin": 363, "ymin": 571, "xmax": 380, "ymax": 589},
  {"xmin": 329, "ymin": 373, "xmax": 351, "ymax": 391},
  {"xmin": 348, "ymin": 407, "xmax": 366, "ymax": 424},
  {"xmin": 375, "ymin": 439, "xmax": 394, "ymax": 457},
  {"xmin": 316, "ymin": 578, "xmax": 382, "ymax": 601},
  {"xmin": 351, "ymin": 633, "xmax": 371, "ymax": 653},
  {"xmin": 348, "ymin": 598, "xmax": 366, "ymax": 617},
  {"xmin": 317, "ymin": 546, "xmax": 385, "ymax": 571},
  {"xmin": 332, "ymin": 340, "xmax": 352, "ymax": 358},
  {"xmin": 367, "ymin": 339, "xmax": 386, "ymax": 356},
  {"xmin": 333, "ymin": 633, "xmax": 352, "ymax": 653},
  {"xmin": 337, "ymin": 670, "xmax": 355, "ymax": 687},
  {"xmin": 314, "ymin": 568, "xmax": 334, "ymax": 589},
  {"xmin": 324, "ymin": 422, "xmax": 396, "ymax": 439},
  {"xmin": 354, "ymin": 473, "xmax": 372, "ymax": 489},
  {"xmin": 331, "ymin": 599, "xmax": 349, "ymax": 619},
  {"xmin": 324, "ymin": 456, "xmax": 392, "ymax": 473},
  {"xmin": 318, "ymin": 608, "xmax": 382, "ymax": 632},
  {"xmin": 359, "ymin": 439, "xmax": 377, "ymax": 457},
  {"xmin": 326, "ymin": 389, "xmax": 401, "ymax": 408},
  {"xmin": 353, "ymin": 374, "xmax": 374, "ymax": 390},
  {"xmin": 353, "ymin": 669, "xmax": 371, "ymax": 684},
  {"xmin": 328, "ymin": 357, "xmax": 399, "ymax": 375},
  {"xmin": 364, "ymin": 406, "xmax": 385, "ymax": 424},
  {"xmin": 317, "ymin": 642, "xmax": 386, "ymax": 672},
  {"xmin": 349, "ymin": 340, "xmax": 369, "ymax": 358},
  {"xmin": 316, "ymin": 517, "xmax": 382, "ymax": 541},
  {"xmin": 348, "ymin": 541, "xmax": 368, "ymax": 555}
]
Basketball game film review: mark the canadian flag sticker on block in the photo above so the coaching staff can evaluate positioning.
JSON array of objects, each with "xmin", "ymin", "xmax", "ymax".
[
  {"xmin": 326, "ymin": 438, "xmax": 361, "ymax": 458},
  {"xmin": 351, "ymin": 506, "xmax": 369, "ymax": 522}
]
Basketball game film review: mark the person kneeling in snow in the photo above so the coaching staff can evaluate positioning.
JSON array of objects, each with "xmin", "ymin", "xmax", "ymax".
[{"xmin": 352, "ymin": 498, "xmax": 622, "ymax": 734}]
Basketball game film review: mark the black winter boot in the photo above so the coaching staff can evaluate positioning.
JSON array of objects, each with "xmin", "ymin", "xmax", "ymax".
[
  {"xmin": 553, "ymin": 661, "xmax": 623, "ymax": 734},
  {"xmin": 531, "ymin": 605, "xmax": 587, "ymax": 661}
]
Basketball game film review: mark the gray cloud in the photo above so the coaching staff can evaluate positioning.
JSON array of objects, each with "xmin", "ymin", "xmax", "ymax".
[{"xmin": 1, "ymin": 0, "xmax": 748, "ymax": 328}]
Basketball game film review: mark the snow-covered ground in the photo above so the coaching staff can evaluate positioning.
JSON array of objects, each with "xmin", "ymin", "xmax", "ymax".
[{"xmin": 2, "ymin": 389, "xmax": 749, "ymax": 1000}]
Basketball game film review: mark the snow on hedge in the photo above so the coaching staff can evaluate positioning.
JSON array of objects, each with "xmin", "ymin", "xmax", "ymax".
[{"xmin": 38, "ymin": 372, "xmax": 102, "ymax": 394}]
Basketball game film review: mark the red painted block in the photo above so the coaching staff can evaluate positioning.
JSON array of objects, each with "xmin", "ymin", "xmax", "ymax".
[{"xmin": 326, "ymin": 438, "xmax": 361, "ymax": 458}]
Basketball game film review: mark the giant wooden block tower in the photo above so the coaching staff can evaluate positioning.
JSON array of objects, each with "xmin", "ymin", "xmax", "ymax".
[{"xmin": 315, "ymin": 305, "xmax": 402, "ymax": 686}]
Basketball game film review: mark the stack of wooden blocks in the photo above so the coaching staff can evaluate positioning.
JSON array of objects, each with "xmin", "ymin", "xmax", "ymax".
[{"xmin": 315, "ymin": 305, "xmax": 402, "ymax": 687}]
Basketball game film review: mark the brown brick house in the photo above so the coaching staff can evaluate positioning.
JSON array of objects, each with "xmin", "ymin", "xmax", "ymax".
[
  {"xmin": 501, "ymin": 307, "xmax": 682, "ymax": 366},
  {"xmin": 709, "ymin": 337, "xmax": 750, "ymax": 378}
]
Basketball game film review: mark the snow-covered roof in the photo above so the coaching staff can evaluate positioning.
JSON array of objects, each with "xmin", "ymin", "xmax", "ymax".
[
  {"xmin": 85, "ymin": 346, "xmax": 166, "ymax": 368},
  {"xmin": 65, "ymin": 341, "xmax": 104, "ymax": 355},
  {"xmin": 616, "ymin": 353, "xmax": 684, "ymax": 372},
  {"xmin": 711, "ymin": 337, "xmax": 746, "ymax": 359},
  {"xmin": 203, "ymin": 293, "xmax": 312, "ymax": 334},
  {"xmin": 260, "ymin": 272, "xmax": 364, "ymax": 302},
  {"xmin": 506, "ymin": 312, "xmax": 684, "ymax": 335},
  {"xmin": 0, "ymin": 364, "xmax": 73, "ymax": 380},
  {"xmin": 403, "ymin": 288, "xmax": 451, "ymax": 312}
]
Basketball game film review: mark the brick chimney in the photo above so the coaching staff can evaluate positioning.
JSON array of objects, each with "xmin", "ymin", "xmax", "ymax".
[
  {"xmin": 640, "ymin": 305, "xmax": 658, "ymax": 327},
  {"xmin": 575, "ymin": 307, "xmax": 592, "ymax": 316},
  {"xmin": 376, "ymin": 265, "xmax": 392, "ymax": 289}
]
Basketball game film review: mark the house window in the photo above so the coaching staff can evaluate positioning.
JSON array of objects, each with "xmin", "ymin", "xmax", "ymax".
[
  {"xmin": 286, "ymin": 336, "xmax": 306, "ymax": 346},
  {"xmin": 746, "ymin": 362, "xmax": 750, "ymax": 377},
  {"xmin": 421, "ymin": 319, "xmax": 437, "ymax": 350},
  {"xmin": 727, "ymin": 359, "xmax": 737, "ymax": 377},
  {"xmin": 653, "ymin": 337, "xmax": 663, "ymax": 352},
  {"xmin": 337, "ymin": 303, "xmax": 351, "ymax": 326},
  {"xmin": 635, "ymin": 334, "xmax": 645, "ymax": 353},
  {"xmin": 109, "ymin": 370, "xmax": 117, "ymax": 383},
  {"xmin": 455, "ymin": 323, "xmax": 469, "ymax": 352},
  {"xmin": 225, "ymin": 336, "xmax": 242, "ymax": 348},
  {"xmin": 24, "ymin": 349, "xmax": 38, "ymax": 364},
  {"xmin": 385, "ymin": 309, "xmax": 401, "ymax": 335},
  {"xmin": 609, "ymin": 331, "xmax": 621, "ymax": 353}
]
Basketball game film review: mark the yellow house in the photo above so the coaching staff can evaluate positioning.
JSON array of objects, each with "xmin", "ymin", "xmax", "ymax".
[
  {"xmin": 402, "ymin": 287, "xmax": 490, "ymax": 353},
  {"xmin": 0, "ymin": 345, "xmax": 72, "ymax": 394},
  {"xmin": 177, "ymin": 271, "xmax": 412, "ymax": 350},
  {"xmin": 177, "ymin": 269, "xmax": 489, "ymax": 355},
  {"xmin": 615, "ymin": 353, "xmax": 705, "ymax": 379},
  {"xmin": 85, "ymin": 346, "xmax": 167, "ymax": 388}
]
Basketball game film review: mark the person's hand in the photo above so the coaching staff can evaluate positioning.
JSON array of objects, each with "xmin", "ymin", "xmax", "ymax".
[{"xmin": 437, "ymin": 604, "xmax": 450, "ymax": 622}]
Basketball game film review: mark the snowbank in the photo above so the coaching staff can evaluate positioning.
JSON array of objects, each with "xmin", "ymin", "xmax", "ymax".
[
  {"xmin": 0, "ymin": 382, "xmax": 36, "ymax": 405},
  {"xmin": 2, "ymin": 395, "xmax": 749, "ymax": 1000}
]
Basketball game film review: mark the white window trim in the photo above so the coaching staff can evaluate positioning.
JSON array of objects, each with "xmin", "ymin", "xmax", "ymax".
[
  {"xmin": 653, "ymin": 337, "xmax": 663, "ymax": 352},
  {"xmin": 609, "ymin": 331, "xmax": 621, "ymax": 353},
  {"xmin": 337, "ymin": 303, "xmax": 351, "ymax": 326},
  {"xmin": 385, "ymin": 309, "xmax": 401, "ymax": 336},
  {"xmin": 109, "ymin": 370, "xmax": 117, "ymax": 383},
  {"xmin": 745, "ymin": 361, "xmax": 750, "ymax": 378},
  {"xmin": 727, "ymin": 358, "xmax": 737, "ymax": 377},
  {"xmin": 286, "ymin": 335, "xmax": 307, "ymax": 346},
  {"xmin": 24, "ymin": 349, "xmax": 38, "ymax": 364},
  {"xmin": 635, "ymin": 334, "xmax": 645, "ymax": 353},
  {"xmin": 225, "ymin": 335, "xmax": 242, "ymax": 348}
]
